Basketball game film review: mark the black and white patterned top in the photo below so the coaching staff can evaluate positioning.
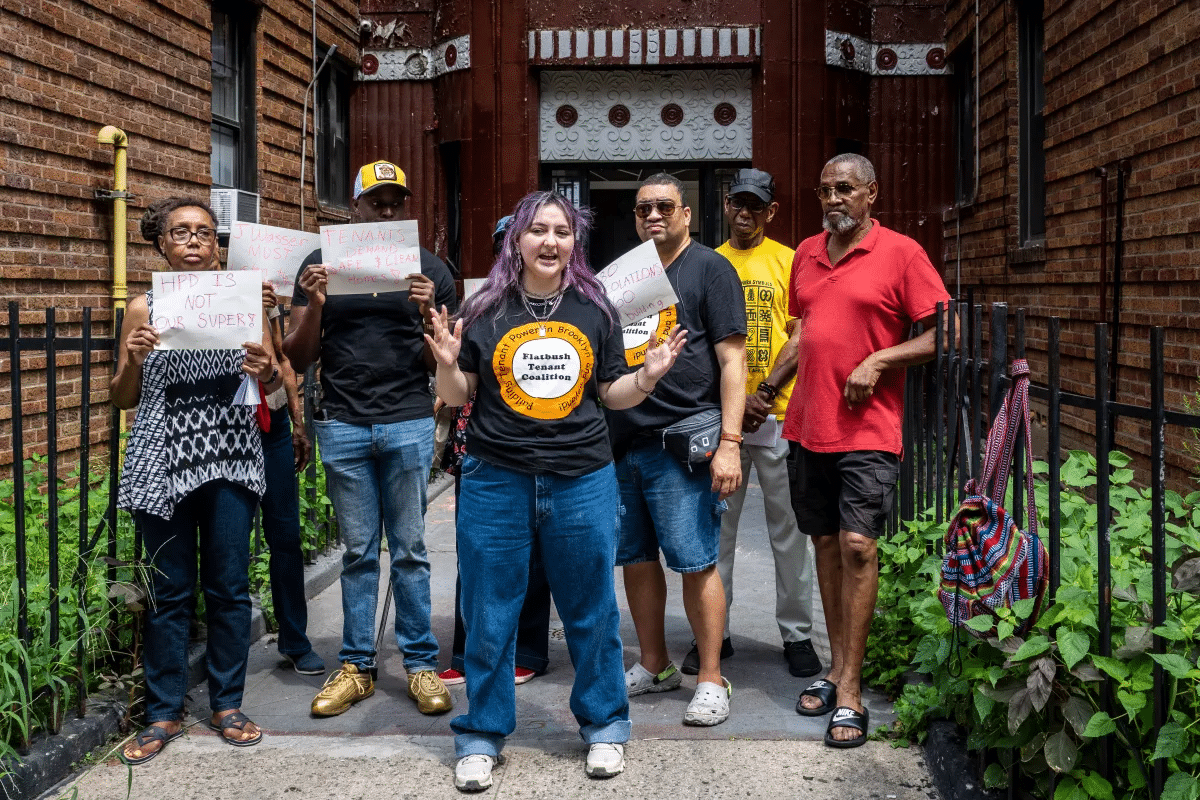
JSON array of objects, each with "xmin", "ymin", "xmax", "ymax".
[{"xmin": 117, "ymin": 291, "xmax": 266, "ymax": 519}]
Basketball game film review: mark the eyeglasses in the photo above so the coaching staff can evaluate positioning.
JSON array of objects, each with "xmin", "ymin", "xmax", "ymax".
[
  {"xmin": 633, "ymin": 200, "xmax": 678, "ymax": 219},
  {"xmin": 726, "ymin": 195, "xmax": 768, "ymax": 214},
  {"xmin": 814, "ymin": 183, "xmax": 865, "ymax": 201},
  {"xmin": 166, "ymin": 227, "xmax": 217, "ymax": 245}
]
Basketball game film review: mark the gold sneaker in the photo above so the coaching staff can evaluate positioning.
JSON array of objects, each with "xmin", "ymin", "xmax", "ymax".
[
  {"xmin": 407, "ymin": 669, "xmax": 453, "ymax": 715},
  {"xmin": 311, "ymin": 662, "xmax": 374, "ymax": 716}
]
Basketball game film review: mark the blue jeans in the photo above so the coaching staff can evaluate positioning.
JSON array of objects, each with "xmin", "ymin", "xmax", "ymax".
[
  {"xmin": 137, "ymin": 479, "xmax": 257, "ymax": 722},
  {"xmin": 260, "ymin": 406, "xmax": 313, "ymax": 657},
  {"xmin": 451, "ymin": 456, "xmax": 630, "ymax": 758},
  {"xmin": 615, "ymin": 441, "xmax": 725, "ymax": 572},
  {"xmin": 450, "ymin": 474, "xmax": 551, "ymax": 674},
  {"xmin": 315, "ymin": 416, "xmax": 438, "ymax": 671}
]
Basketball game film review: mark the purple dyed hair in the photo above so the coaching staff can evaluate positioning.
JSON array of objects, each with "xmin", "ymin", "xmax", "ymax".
[{"xmin": 459, "ymin": 191, "xmax": 617, "ymax": 331}]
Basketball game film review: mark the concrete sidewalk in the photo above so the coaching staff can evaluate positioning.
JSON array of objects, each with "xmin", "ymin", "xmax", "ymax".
[{"xmin": 49, "ymin": 473, "xmax": 939, "ymax": 799}]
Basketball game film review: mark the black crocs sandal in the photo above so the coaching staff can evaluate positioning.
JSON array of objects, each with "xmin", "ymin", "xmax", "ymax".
[
  {"xmin": 824, "ymin": 705, "xmax": 869, "ymax": 748},
  {"xmin": 795, "ymin": 679, "xmax": 838, "ymax": 717},
  {"xmin": 208, "ymin": 710, "xmax": 263, "ymax": 747},
  {"xmin": 122, "ymin": 724, "xmax": 184, "ymax": 765}
]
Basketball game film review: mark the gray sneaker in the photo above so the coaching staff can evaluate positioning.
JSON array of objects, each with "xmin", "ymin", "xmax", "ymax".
[
  {"xmin": 625, "ymin": 662, "xmax": 682, "ymax": 696},
  {"xmin": 454, "ymin": 754, "xmax": 495, "ymax": 792},
  {"xmin": 586, "ymin": 743, "xmax": 625, "ymax": 778}
]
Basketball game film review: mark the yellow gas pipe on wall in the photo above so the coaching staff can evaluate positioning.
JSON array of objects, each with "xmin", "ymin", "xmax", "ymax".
[{"xmin": 97, "ymin": 125, "xmax": 129, "ymax": 433}]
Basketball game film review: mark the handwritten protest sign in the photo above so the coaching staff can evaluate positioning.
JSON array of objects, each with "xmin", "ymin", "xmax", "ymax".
[
  {"xmin": 319, "ymin": 220, "xmax": 420, "ymax": 295},
  {"xmin": 152, "ymin": 270, "xmax": 264, "ymax": 350},
  {"xmin": 226, "ymin": 222, "xmax": 319, "ymax": 296},
  {"xmin": 596, "ymin": 239, "xmax": 680, "ymax": 327},
  {"xmin": 463, "ymin": 278, "xmax": 487, "ymax": 300}
]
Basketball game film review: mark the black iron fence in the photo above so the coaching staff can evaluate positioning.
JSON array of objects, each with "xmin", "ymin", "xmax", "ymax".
[
  {"xmin": 0, "ymin": 302, "xmax": 336, "ymax": 753},
  {"xmin": 902, "ymin": 300, "xmax": 1200, "ymax": 800}
]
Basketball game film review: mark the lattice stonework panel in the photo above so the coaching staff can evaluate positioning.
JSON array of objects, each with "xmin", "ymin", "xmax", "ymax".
[{"xmin": 539, "ymin": 70, "xmax": 752, "ymax": 162}]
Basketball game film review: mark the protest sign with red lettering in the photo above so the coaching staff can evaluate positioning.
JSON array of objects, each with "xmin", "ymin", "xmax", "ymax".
[
  {"xmin": 152, "ymin": 269, "xmax": 264, "ymax": 350},
  {"xmin": 226, "ymin": 222, "xmax": 319, "ymax": 296},
  {"xmin": 596, "ymin": 239, "xmax": 680, "ymax": 327},
  {"xmin": 319, "ymin": 220, "xmax": 420, "ymax": 295}
]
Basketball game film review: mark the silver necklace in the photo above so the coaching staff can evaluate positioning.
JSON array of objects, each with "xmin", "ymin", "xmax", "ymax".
[{"xmin": 520, "ymin": 288, "xmax": 564, "ymax": 337}]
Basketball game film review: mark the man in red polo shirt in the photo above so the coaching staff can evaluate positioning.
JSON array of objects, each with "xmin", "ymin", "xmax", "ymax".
[{"xmin": 785, "ymin": 153, "xmax": 950, "ymax": 748}]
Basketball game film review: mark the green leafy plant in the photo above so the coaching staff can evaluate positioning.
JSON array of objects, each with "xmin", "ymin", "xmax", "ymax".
[{"xmin": 874, "ymin": 450, "xmax": 1200, "ymax": 800}]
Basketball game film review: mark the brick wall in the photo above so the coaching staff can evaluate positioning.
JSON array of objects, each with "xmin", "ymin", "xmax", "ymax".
[
  {"xmin": 0, "ymin": 0, "xmax": 357, "ymax": 470},
  {"xmin": 943, "ymin": 0, "xmax": 1200, "ymax": 485}
]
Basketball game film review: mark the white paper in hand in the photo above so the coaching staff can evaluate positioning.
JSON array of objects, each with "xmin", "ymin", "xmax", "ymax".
[
  {"xmin": 596, "ymin": 239, "xmax": 680, "ymax": 327},
  {"xmin": 319, "ymin": 220, "xmax": 420, "ymax": 295},
  {"xmin": 226, "ymin": 222, "xmax": 319, "ymax": 297},
  {"xmin": 152, "ymin": 270, "xmax": 264, "ymax": 350},
  {"xmin": 232, "ymin": 374, "xmax": 261, "ymax": 406}
]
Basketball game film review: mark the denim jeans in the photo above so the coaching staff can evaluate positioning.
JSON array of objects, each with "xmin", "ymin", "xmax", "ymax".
[
  {"xmin": 615, "ymin": 441, "xmax": 725, "ymax": 572},
  {"xmin": 450, "ymin": 474, "xmax": 551, "ymax": 674},
  {"xmin": 451, "ymin": 455, "xmax": 630, "ymax": 758},
  {"xmin": 137, "ymin": 479, "xmax": 257, "ymax": 722},
  {"xmin": 315, "ymin": 416, "xmax": 438, "ymax": 671},
  {"xmin": 260, "ymin": 406, "xmax": 313, "ymax": 657}
]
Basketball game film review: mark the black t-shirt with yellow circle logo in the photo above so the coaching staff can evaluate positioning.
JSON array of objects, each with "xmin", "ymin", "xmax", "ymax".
[{"xmin": 458, "ymin": 290, "xmax": 628, "ymax": 476}]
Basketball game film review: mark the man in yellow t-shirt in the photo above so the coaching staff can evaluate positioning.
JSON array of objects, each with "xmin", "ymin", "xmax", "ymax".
[{"xmin": 681, "ymin": 168, "xmax": 820, "ymax": 680}]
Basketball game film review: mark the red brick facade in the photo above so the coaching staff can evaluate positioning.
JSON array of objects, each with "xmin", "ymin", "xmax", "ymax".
[{"xmin": 943, "ymin": 0, "xmax": 1200, "ymax": 483}]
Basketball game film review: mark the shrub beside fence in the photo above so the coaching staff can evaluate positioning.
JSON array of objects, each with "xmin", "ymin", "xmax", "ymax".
[{"xmin": 885, "ymin": 301, "xmax": 1200, "ymax": 800}]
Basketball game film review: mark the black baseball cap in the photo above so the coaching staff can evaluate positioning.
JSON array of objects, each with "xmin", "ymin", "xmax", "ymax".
[{"xmin": 728, "ymin": 168, "xmax": 775, "ymax": 203}]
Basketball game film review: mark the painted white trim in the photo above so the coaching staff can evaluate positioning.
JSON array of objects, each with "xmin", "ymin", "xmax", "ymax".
[
  {"xmin": 359, "ymin": 34, "xmax": 470, "ymax": 81},
  {"xmin": 824, "ymin": 30, "xmax": 950, "ymax": 76},
  {"xmin": 528, "ymin": 27, "xmax": 759, "ymax": 64}
]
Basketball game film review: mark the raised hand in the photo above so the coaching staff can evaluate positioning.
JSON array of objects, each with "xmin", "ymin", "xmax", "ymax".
[
  {"xmin": 424, "ymin": 305, "xmax": 463, "ymax": 368},
  {"xmin": 407, "ymin": 273, "xmax": 435, "ymax": 322},
  {"xmin": 298, "ymin": 264, "xmax": 329, "ymax": 307},
  {"xmin": 641, "ymin": 325, "xmax": 687, "ymax": 383}
]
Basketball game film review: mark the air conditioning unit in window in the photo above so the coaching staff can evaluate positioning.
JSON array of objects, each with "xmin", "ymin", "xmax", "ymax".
[{"xmin": 209, "ymin": 188, "xmax": 260, "ymax": 234}]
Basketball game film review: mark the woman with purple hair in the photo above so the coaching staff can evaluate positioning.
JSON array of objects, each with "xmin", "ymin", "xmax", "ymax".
[{"xmin": 427, "ymin": 191, "xmax": 685, "ymax": 791}]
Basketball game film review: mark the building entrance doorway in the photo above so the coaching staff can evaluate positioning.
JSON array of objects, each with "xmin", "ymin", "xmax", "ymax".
[{"xmin": 542, "ymin": 163, "xmax": 748, "ymax": 271}]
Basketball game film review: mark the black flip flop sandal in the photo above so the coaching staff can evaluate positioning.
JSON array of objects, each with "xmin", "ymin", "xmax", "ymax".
[
  {"xmin": 795, "ymin": 679, "xmax": 837, "ymax": 717},
  {"xmin": 122, "ymin": 724, "xmax": 184, "ymax": 765},
  {"xmin": 824, "ymin": 705, "xmax": 869, "ymax": 748},
  {"xmin": 208, "ymin": 710, "xmax": 263, "ymax": 747}
]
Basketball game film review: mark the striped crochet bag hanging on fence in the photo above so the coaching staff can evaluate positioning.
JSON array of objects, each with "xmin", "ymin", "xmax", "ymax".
[{"xmin": 938, "ymin": 359, "xmax": 1048, "ymax": 639}]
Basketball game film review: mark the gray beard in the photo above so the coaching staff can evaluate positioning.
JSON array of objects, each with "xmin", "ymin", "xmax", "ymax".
[{"xmin": 822, "ymin": 211, "xmax": 859, "ymax": 235}]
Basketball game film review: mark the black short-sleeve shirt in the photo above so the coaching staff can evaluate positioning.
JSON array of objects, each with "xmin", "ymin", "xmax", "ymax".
[
  {"xmin": 458, "ymin": 290, "xmax": 628, "ymax": 476},
  {"xmin": 606, "ymin": 241, "xmax": 746, "ymax": 447},
  {"xmin": 292, "ymin": 245, "xmax": 457, "ymax": 424}
]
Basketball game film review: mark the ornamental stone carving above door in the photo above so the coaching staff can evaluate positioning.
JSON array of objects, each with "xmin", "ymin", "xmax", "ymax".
[{"xmin": 539, "ymin": 70, "xmax": 752, "ymax": 162}]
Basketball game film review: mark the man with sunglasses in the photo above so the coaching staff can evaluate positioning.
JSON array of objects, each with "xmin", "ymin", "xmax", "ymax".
[
  {"xmin": 681, "ymin": 168, "xmax": 821, "ymax": 682},
  {"xmin": 787, "ymin": 154, "xmax": 950, "ymax": 748},
  {"xmin": 609, "ymin": 173, "xmax": 747, "ymax": 727},
  {"xmin": 284, "ymin": 160, "xmax": 457, "ymax": 720}
]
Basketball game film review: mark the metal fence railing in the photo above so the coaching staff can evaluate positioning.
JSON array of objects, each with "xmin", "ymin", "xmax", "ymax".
[
  {"xmin": 902, "ymin": 300, "xmax": 1199, "ymax": 800},
  {"xmin": 0, "ymin": 301, "xmax": 337, "ymax": 754}
]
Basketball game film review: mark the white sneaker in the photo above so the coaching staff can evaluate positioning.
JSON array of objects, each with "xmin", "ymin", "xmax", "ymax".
[
  {"xmin": 454, "ymin": 754, "xmax": 495, "ymax": 792},
  {"xmin": 625, "ymin": 662, "xmax": 682, "ymax": 697},
  {"xmin": 683, "ymin": 677, "xmax": 732, "ymax": 726},
  {"xmin": 585, "ymin": 742, "xmax": 625, "ymax": 778}
]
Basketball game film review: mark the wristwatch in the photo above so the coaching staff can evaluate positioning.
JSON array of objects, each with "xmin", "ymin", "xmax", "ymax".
[{"xmin": 720, "ymin": 431, "xmax": 744, "ymax": 445}]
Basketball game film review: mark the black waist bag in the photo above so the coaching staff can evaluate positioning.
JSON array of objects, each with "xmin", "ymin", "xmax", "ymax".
[{"xmin": 660, "ymin": 408, "xmax": 722, "ymax": 471}]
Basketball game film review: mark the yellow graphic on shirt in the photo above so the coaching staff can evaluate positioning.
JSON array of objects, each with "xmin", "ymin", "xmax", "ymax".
[
  {"xmin": 622, "ymin": 305, "xmax": 678, "ymax": 367},
  {"xmin": 743, "ymin": 281, "xmax": 776, "ymax": 377},
  {"xmin": 493, "ymin": 322, "xmax": 594, "ymax": 420}
]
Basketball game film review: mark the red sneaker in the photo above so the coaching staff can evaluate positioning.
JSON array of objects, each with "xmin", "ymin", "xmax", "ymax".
[
  {"xmin": 514, "ymin": 667, "xmax": 537, "ymax": 685},
  {"xmin": 438, "ymin": 668, "xmax": 466, "ymax": 686}
]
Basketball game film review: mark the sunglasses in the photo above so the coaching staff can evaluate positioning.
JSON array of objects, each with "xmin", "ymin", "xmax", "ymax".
[
  {"xmin": 166, "ymin": 227, "xmax": 217, "ymax": 245},
  {"xmin": 726, "ymin": 195, "xmax": 768, "ymax": 214},
  {"xmin": 633, "ymin": 200, "xmax": 678, "ymax": 219},
  {"xmin": 814, "ymin": 183, "xmax": 866, "ymax": 201}
]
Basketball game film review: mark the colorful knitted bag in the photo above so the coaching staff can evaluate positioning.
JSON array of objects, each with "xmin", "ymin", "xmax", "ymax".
[{"xmin": 939, "ymin": 359, "xmax": 1048, "ymax": 639}]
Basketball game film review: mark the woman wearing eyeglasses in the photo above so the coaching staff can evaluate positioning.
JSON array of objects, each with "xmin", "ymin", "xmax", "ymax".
[
  {"xmin": 112, "ymin": 197, "xmax": 282, "ymax": 764},
  {"xmin": 427, "ymin": 191, "xmax": 685, "ymax": 791}
]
